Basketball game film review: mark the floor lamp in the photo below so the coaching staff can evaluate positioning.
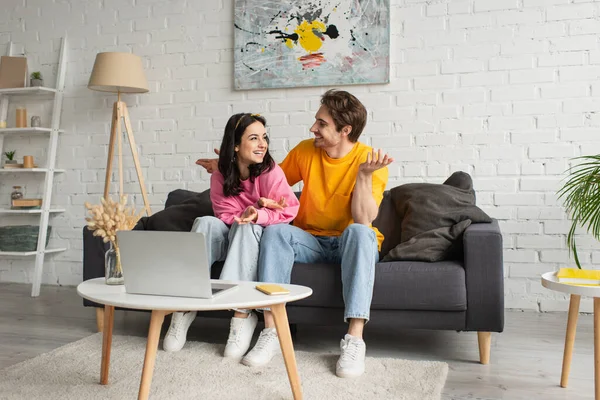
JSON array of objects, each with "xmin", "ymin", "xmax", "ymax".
[{"xmin": 88, "ymin": 52, "xmax": 152, "ymax": 216}]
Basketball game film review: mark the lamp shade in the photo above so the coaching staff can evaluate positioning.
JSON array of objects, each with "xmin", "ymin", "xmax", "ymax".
[{"xmin": 88, "ymin": 52, "xmax": 149, "ymax": 94}]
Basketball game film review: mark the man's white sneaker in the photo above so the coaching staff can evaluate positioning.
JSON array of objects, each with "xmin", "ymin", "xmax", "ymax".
[
  {"xmin": 336, "ymin": 334, "xmax": 366, "ymax": 378},
  {"xmin": 241, "ymin": 328, "xmax": 280, "ymax": 367},
  {"xmin": 224, "ymin": 312, "xmax": 258, "ymax": 358},
  {"xmin": 163, "ymin": 311, "xmax": 197, "ymax": 352}
]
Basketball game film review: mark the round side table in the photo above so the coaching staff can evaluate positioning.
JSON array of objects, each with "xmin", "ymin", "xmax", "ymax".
[{"xmin": 542, "ymin": 271, "xmax": 600, "ymax": 399}]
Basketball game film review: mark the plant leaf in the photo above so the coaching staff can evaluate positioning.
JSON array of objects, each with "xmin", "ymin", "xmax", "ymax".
[{"xmin": 557, "ymin": 155, "xmax": 600, "ymax": 269}]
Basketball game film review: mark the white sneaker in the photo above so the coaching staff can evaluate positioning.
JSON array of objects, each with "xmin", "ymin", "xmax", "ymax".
[
  {"xmin": 336, "ymin": 334, "xmax": 366, "ymax": 378},
  {"xmin": 163, "ymin": 311, "xmax": 197, "ymax": 352},
  {"xmin": 224, "ymin": 312, "xmax": 258, "ymax": 358},
  {"xmin": 241, "ymin": 328, "xmax": 280, "ymax": 367}
]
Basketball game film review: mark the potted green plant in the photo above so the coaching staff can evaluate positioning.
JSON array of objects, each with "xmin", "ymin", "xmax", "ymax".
[
  {"xmin": 557, "ymin": 155, "xmax": 600, "ymax": 269},
  {"xmin": 4, "ymin": 150, "xmax": 16, "ymax": 166},
  {"xmin": 30, "ymin": 71, "xmax": 43, "ymax": 87}
]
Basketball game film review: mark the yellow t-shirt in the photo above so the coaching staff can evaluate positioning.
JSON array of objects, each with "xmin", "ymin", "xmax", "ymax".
[{"xmin": 280, "ymin": 139, "xmax": 388, "ymax": 250}]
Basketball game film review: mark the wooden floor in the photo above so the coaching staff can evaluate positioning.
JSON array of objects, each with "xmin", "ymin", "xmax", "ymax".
[{"xmin": 0, "ymin": 282, "xmax": 594, "ymax": 400}]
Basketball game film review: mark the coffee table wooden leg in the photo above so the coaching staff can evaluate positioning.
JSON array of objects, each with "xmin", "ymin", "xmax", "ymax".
[
  {"xmin": 100, "ymin": 305, "xmax": 115, "ymax": 385},
  {"xmin": 270, "ymin": 303, "xmax": 302, "ymax": 400},
  {"xmin": 138, "ymin": 310, "xmax": 169, "ymax": 400},
  {"xmin": 561, "ymin": 294, "xmax": 581, "ymax": 388},
  {"xmin": 96, "ymin": 307, "xmax": 104, "ymax": 333},
  {"xmin": 595, "ymin": 298, "xmax": 600, "ymax": 400}
]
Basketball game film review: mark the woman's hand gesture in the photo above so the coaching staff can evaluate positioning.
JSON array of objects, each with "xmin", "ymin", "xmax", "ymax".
[
  {"xmin": 234, "ymin": 206, "xmax": 258, "ymax": 225},
  {"xmin": 258, "ymin": 196, "xmax": 288, "ymax": 210}
]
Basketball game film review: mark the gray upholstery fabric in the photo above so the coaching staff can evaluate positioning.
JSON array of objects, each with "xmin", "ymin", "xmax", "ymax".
[
  {"xmin": 285, "ymin": 307, "xmax": 467, "ymax": 331},
  {"xmin": 82, "ymin": 185, "xmax": 505, "ymax": 334},
  {"xmin": 383, "ymin": 172, "xmax": 492, "ymax": 262},
  {"xmin": 254, "ymin": 260, "xmax": 467, "ymax": 312},
  {"xmin": 370, "ymin": 260, "xmax": 467, "ymax": 311},
  {"xmin": 463, "ymin": 220, "xmax": 504, "ymax": 332}
]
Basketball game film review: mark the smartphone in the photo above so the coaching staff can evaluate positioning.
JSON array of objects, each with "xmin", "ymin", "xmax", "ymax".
[{"xmin": 255, "ymin": 284, "xmax": 290, "ymax": 295}]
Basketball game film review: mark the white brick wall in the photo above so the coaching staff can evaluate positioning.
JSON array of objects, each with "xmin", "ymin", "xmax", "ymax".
[{"xmin": 1, "ymin": 0, "xmax": 599, "ymax": 311}]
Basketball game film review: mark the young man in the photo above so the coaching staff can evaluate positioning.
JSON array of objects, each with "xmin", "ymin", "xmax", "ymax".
[{"xmin": 197, "ymin": 89, "xmax": 392, "ymax": 378}]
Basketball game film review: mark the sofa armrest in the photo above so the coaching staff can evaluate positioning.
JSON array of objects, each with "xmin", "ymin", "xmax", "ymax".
[
  {"xmin": 82, "ymin": 226, "xmax": 109, "ymax": 307},
  {"xmin": 463, "ymin": 219, "xmax": 504, "ymax": 332}
]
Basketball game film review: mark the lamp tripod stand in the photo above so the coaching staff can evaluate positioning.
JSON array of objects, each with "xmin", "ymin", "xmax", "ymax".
[{"xmin": 104, "ymin": 92, "xmax": 152, "ymax": 216}]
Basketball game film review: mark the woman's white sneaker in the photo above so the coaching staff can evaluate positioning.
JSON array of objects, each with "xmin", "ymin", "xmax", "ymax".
[
  {"xmin": 241, "ymin": 328, "xmax": 280, "ymax": 367},
  {"xmin": 336, "ymin": 334, "xmax": 366, "ymax": 378},
  {"xmin": 163, "ymin": 311, "xmax": 197, "ymax": 352},
  {"xmin": 224, "ymin": 312, "xmax": 258, "ymax": 358}
]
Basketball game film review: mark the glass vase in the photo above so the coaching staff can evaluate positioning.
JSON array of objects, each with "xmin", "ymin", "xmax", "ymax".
[{"xmin": 105, "ymin": 242, "xmax": 124, "ymax": 285}]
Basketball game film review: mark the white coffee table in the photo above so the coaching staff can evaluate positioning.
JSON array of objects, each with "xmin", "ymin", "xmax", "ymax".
[
  {"xmin": 77, "ymin": 278, "xmax": 312, "ymax": 400},
  {"xmin": 542, "ymin": 271, "xmax": 600, "ymax": 399}
]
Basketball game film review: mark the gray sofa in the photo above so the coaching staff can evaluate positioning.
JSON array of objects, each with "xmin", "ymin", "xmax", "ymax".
[{"xmin": 83, "ymin": 186, "xmax": 504, "ymax": 364}]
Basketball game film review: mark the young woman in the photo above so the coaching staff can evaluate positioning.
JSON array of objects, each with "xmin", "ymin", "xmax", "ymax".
[{"xmin": 163, "ymin": 113, "xmax": 299, "ymax": 360}]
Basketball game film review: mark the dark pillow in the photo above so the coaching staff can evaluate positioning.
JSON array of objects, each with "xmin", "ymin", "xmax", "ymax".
[
  {"xmin": 135, "ymin": 189, "xmax": 214, "ymax": 232},
  {"xmin": 165, "ymin": 189, "xmax": 203, "ymax": 208},
  {"xmin": 382, "ymin": 172, "xmax": 491, "ymax": 262}
]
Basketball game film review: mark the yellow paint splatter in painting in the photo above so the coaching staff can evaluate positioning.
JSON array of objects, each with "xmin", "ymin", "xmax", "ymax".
[
  {"xmin": 295, "ymin": 20, "xmax": 326, "ymax": 53},
  {"xmin": 285, "ymin": 39, "xmax": 294, "ymax": 49},
  {"xmin": 261, "ymin": 48, "xmax": 265, "ymax": 52}
]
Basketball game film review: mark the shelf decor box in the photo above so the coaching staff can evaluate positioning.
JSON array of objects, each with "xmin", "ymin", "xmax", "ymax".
[
  {"xmin": 11, "ymin": 198, "xmax": 42, "ymax": 209},
  {"xmin": 0, "ymin": 56, "xmax": 27, "ymax": 88},
  {"xmin": 0, "ymin": 225, "xmax": 51, "ymax": 251}
]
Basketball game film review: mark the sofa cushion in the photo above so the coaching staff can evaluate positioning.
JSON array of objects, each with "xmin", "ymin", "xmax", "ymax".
[
  {"xmin": 383, "ymin": 172, "xmax": 491, "ymax": 262},
  {"xmin": 135, "ymin": 189, "xmax": 214, "ymax": 231},
  {"xmin": 371, "ymin": 260, "xmax": 467, "ymax": 311},
  {"xmin": 165, "ymin": 189, "xmax": 206, "ymax": 208},
  {"xmin": 279, "ymin": 260, "xmax": 466, "ymax": 312}
]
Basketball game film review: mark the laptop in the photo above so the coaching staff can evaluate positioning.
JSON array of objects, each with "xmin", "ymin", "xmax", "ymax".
[{"xmin": 116, "ymin": 230, "xmax": 238, "ymax": 299}]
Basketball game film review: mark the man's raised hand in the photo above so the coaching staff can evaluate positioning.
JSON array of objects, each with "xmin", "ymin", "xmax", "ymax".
[
  {"xmin": 359, "ymin": 148, "xmax": 393, "ymax": 174},
  {"xmin": 196, "ymin": 148, "xmax": 220, "ymax": 173}
]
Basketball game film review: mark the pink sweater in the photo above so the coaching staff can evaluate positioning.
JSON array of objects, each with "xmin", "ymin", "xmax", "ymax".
[{"xmin": 210, "ymin": 165, "xmax": 300, "ymax": 227}]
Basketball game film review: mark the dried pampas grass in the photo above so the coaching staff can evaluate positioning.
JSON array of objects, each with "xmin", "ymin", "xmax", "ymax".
[{"xmin": 84, "ymin": 195, "xmax": 143, "ymax": 248}]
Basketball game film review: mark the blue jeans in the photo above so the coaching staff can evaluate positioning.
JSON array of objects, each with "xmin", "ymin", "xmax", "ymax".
[
  {"xmin": 258, "ymin": 223, "xmax": 379, "ymax": 322},
  {"xmin": 191, "ymin": 216, "xmax": 263, "ymax": 282}
]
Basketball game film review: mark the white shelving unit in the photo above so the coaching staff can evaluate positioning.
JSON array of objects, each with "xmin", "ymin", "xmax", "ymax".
[
  {"xmin": 0, "ymin": 37, "xmax": 68, "ymax": 297},
  {"xmin": 0, "ymin": 208, "xmax": 65, "ymax": 214},
  {"xmin": 0, "ymin": 168, "xmax": 66, "ymax": 173},
  {"xmin": 0, "ymin": 127, "xmax": 64, "ymax": 134}
]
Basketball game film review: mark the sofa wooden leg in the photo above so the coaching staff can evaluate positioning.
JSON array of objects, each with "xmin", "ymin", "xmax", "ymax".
[
  {"xmin": 96, "ymin": 307, "xmax": 105, "ymax": 333},
  {"xmin": 478, "ymin": 331, "xmax": 491, "ymax": 364}
]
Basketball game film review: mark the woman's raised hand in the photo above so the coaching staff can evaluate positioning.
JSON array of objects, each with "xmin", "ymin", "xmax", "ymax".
[
  {"xmin": 258, "ymin": 196, "xmax": 288, "ymax": 210},
  {"xmin": 234, "ymin": 206, "xmax": 258, "ymax": 225},
  {"xmin": 196, "ymin": 148, "xmax": 220, "ymax": 173}
]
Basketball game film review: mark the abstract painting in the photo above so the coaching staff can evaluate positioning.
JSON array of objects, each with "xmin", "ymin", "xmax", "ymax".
[{"xmin": 234, "ymin": 0, "xmax": 390, "ymax": 90}]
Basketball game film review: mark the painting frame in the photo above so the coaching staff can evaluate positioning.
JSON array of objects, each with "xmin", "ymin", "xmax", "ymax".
[{"xmin": 233, "ymin": 0, "xmax": 391, "ymax": 90}]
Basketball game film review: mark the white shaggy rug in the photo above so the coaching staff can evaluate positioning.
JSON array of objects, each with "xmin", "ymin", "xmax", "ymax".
[{"xmin": 0, "ymin": 333, "xmax": 448, "ymax": 399}]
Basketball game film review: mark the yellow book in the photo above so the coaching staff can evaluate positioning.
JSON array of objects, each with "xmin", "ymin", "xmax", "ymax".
[
  {"xmin": 255, "ymin": 284, "xmax": 290, "ymax": 295},
  {"xmin": 557, "ymin": 268, "xmax": 600, "ymax": 285}
]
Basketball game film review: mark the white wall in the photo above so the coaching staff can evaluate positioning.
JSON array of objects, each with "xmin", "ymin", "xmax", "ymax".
[{"xmin": 1, "ymin": 0, "xmax": 599, "ymax": 311}]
